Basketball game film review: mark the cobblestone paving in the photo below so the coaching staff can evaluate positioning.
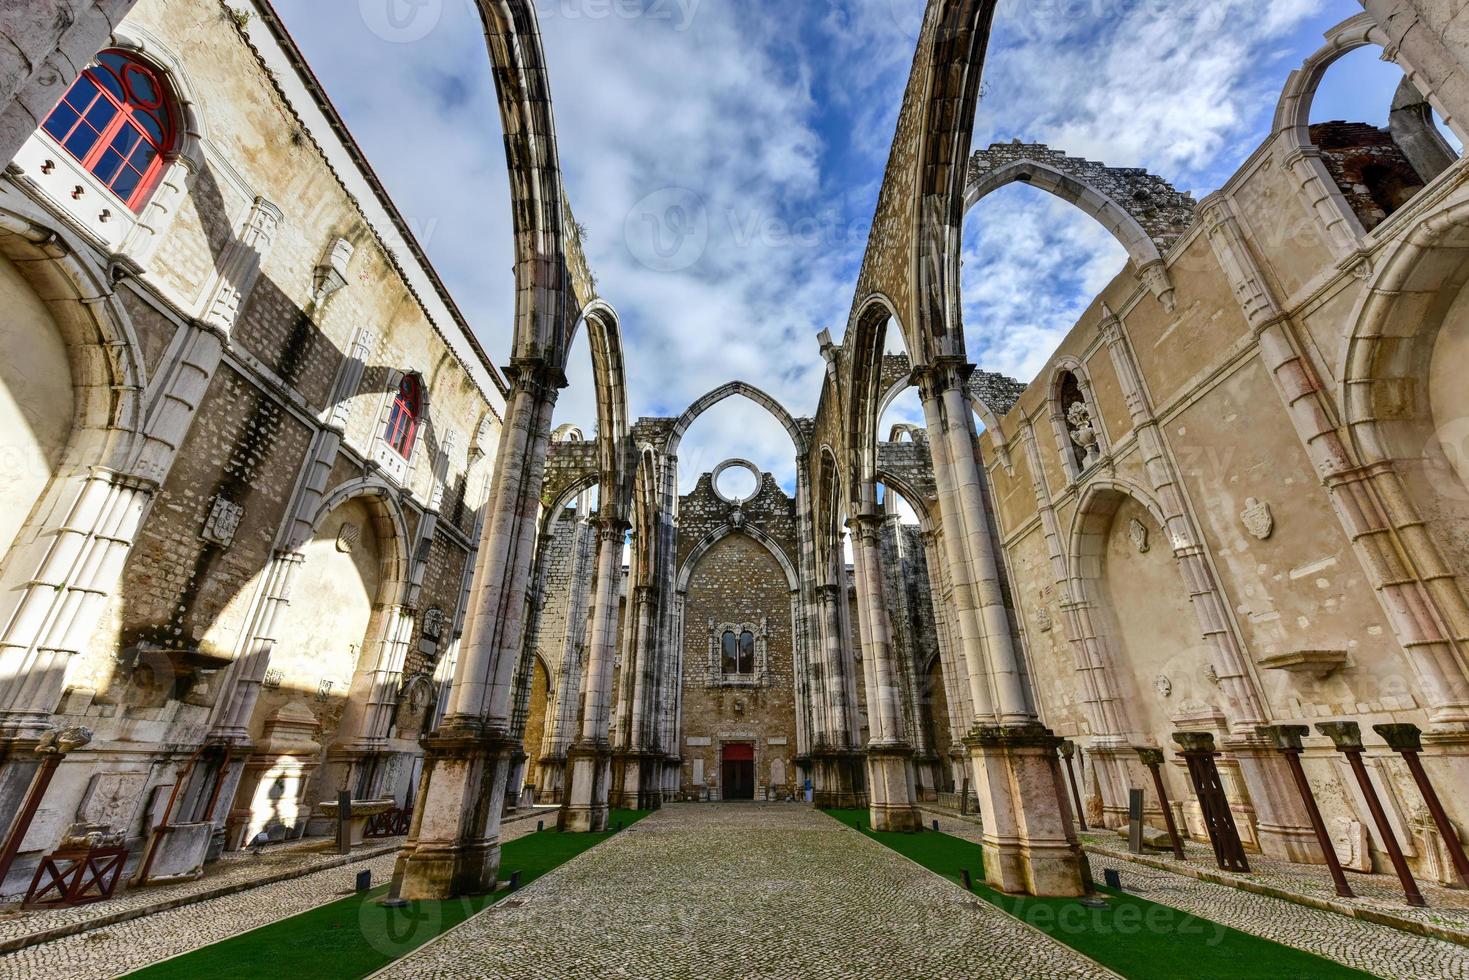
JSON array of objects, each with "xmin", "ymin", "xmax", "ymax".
[
  {"xmin": 379, "ymin": 803, "xmax": 1116, "ymax": 980},
  {"xmin": 922, "ymin": 810, "xmax": 1469, "ymax": 980},
  {"xmin": 0, "ymin": 814, "xmax": 549, "ymax": 979},
  {"xmin": 0, "ymin": 835, "xmax": 400, "ymax": 948},
  {"xmin": 1082, "ymin": 831, "xmax": 1469, "ymax": 937}
]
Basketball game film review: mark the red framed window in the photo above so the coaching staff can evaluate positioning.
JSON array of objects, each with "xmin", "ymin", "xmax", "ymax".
[
  {"xmin": 385, "ymin": 374, "xmax": 423, "ymax": 459},
  {"xmin": 40, "ymin": 50, "xmax": 175, "ymax": 213}
]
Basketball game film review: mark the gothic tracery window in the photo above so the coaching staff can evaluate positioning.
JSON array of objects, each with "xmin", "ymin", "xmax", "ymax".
[
  {"xmin": 385, "ymin": 374, "xmax": 423, "ymax": 459},
  {"xmin": 41, "ymin": 50, "xmax": 175, "ymax": 212}
]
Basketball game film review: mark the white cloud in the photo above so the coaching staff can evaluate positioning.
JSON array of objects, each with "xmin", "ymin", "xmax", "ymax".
[{"xmin": 273, "ymin": 0, "xmax": 1348, "ymax": 481}]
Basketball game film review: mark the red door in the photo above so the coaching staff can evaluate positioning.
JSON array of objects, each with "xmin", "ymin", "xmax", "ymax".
[{"xmin": 721, "ymin": 743, "xmax": 755, "ymax": 800}]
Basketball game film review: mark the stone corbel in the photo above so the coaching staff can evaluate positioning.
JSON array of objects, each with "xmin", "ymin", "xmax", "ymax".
[
  {"xmin": 1135, "ymin": 259, "xmax": 1177, "ymax": 313},
  {"xmin": 314, "ymin": 238, "xmax": 356, "ymax": 303}
]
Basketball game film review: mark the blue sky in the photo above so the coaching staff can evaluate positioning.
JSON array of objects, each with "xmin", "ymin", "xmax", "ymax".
[{"xmin": 276, "ymin": 0, "xmax": 1410, "ymax": 491}]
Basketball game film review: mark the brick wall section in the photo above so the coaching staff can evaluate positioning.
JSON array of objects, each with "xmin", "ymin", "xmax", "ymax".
[{"xmin": 1311, "ymin": 121, "xmax": 1427, "ymax": 231}]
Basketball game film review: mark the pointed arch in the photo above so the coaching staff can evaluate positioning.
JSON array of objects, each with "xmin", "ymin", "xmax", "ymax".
[
  {"xmin": 676, "ymin": 523, "xmax": 799, "ymax": 595},
  {"xmin": 578, "ymin": 299, "xmax": 629, "ymax": 516},
  {"xmin": 845, "ymin": 294, "xmax": 906, "ymax": 514},
  {"xmin": 665, "ymin": 380, "xmax": 806, "ymax": 459},
  {"xmin": 305, "ymin": 476, "xmax": 413, "ymax": 607},
  {"xmin": 963, "ymin": 155, "xmax": 1178, "ymax": 308}
]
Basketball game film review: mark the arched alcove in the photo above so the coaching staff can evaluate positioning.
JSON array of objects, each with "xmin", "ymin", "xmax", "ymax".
[{"xmin": 0, "ymin": 252, "xmax": 75, "ymax": 568}]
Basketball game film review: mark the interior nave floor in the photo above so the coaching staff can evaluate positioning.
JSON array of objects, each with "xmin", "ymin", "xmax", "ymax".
[{"xmin": 377, "ymin": 803, "xmax": 1111, "ymax": 979}]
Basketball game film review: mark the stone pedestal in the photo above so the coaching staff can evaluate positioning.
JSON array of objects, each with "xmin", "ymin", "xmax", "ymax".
[
  {"xmin": 394, "ymin": 725, "xmax": 515, "ymax": 900},
  {"xmin": 1228, "ymin": 738, "xmax": 1323, "ymax": 864},
  {"xmin": 537, "ymin": 754, "xmax": 566, "ymax": 804},
  {"xmin": 614, "ymin": 752, "xmax": 663, "ymax": 810},
  {"xmin": 966, "ymin": 724, "xmax": 1088, "ymax": 897},
  {"xmin": 560, "ymin": 740, "xmax": 612, "ymax": 833},
  {"xmin": 318, "ymin": 798, "xmax": 394, "ymax": 847},
  {"xmin": 812, "ymin": 748, "xmax": 866, "ymax": 808},
  {"xmin": 866, "ymin": 744, "xmax": 920, "ymax": 831}
]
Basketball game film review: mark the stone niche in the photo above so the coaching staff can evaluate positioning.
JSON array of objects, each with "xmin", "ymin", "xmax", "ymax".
[{"xmin": 227, "ymin": 701, "xmax": 322, "ymax": 849}]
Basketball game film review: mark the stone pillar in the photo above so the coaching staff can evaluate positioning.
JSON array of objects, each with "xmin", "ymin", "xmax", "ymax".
[
  {"xmin": 0, "ymin": 1, "xmax": 138, "ymax": 166},
  {"xmin": 615, "ymin": 583, "xmax": 658, "ymax": 809},
  {"xmin": 537, "ymin": 514, "xmax": 595, "ymax": 802},
  {"xmin": 1017, "ymin": 420, "xmax": 1133, "ymax": 825},
  {"xmin": 918, "ymin": 361, "xmax": 1086, "ymax": 896},
  {"xmin": 849, "ymin": 514, "xmax": 919, "ymax": 831},
  {"xmin": 395, "ymin": 360, "xmax": 561, "ymax": 900},
  {"xmin": 0, "ymin": 469, "xmax": 152, "ymax": 736},
  {"xmin": 811, "ymin": 582, "xmax": 863, "ymax": 808},
  {"xmin": 560, "ymin": 517, "xmax": 627, "ymax": 833}
]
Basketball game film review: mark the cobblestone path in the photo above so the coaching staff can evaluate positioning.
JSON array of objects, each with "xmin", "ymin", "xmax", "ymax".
[
  {"xmin": 925, "ymin": 809, "xmax": 1469, "ymax": 980},
  {"xmin": 379, "ymin": 802, "xmax": 1115, "ymax": 980},
  {"xmin": 0, "ymin": 813, "xmax": 551, "ymax": 979}
]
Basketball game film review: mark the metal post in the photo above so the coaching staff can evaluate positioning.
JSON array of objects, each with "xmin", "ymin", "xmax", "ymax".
[
  {"xmin": 1135, "ymin": 747, "xmax": 1185, "ymax": 861},
  {"xmin": 1257, "ymin": 725, "xmax": 1353, "ymax": 898},
  {"xmin": 1318, "ymin": 722, "xmax": 1425, "ymax": 908},
  {"xmin": 336, "ymin": 790, "xmax": 353, "ymax": 856},
  {"xmin": 1060, "ymin": 740, "xmax": 1087, "ymax": 831},
  {"xmin": 1374, "ymin": 723, "xmax": 1469, "ymax": 892},
  {"xmin": 1172, "ymin": 732, "xmax": 1249, "ymax": 872}
]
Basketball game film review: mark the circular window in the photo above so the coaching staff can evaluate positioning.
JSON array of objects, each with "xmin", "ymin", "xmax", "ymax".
[{"xmin": 712, "ymin": 459, "xmax": 761, "ymax": 505}]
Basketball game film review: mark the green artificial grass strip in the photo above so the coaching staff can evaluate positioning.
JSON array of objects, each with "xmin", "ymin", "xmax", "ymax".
[
  {"xmin": 824, "ymin": 809, "xmax": 1374, "ymax": 980},
  {"xmin": 128, "ymin": 809, "xmax": 649, "ymax": 980}
]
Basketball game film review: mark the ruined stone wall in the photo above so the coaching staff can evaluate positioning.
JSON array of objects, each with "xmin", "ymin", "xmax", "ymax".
[{"xmin": 0, "ymin": 0, "xmax": 503, "ymax": 881}]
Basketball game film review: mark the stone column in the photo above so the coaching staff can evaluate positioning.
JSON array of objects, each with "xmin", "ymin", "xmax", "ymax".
[
  {"xmin": 1015, "ymin": 419, "xmax": 1134, "ymax": 826},
  {"xmin": 917, "ymin": 361, "xmax": 1086, "ymax": 896},
  {"xmin": 396, "ymin": 360, "xmax": 561, "ymax": 900},
  {"xmin": 849, "ymin": 514, "xmax": 919, "ymax": 831},
  {"xmin": 0, "ymin": 1, "xmax": 138, "ymax": 166},
  {"xmin": 537, "ymin": 514, "xmax": 595, "ymax": 802},
  {"xmin": 812, "ymin": 581, "xmax": 861, "ymax": 807},
  {"xmin": 0, "ymin": 468, "xmax": 153, "ymax": 736},
  {"xmin": 921, "ymin": 527, "xmax": 974, "ymax": 788},
  {"xmin": 561, "ymin": 516, "xmax": 628, "ymax": 832},
  {"xmin": 616, "ymin": 584, "xmax": 657, "ymax": 809}
]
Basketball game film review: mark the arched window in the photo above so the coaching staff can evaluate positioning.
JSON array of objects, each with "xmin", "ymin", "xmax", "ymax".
[
  {"xmin": 721, "ymin": 631, "xmax": 739, "ymax": 675},
  {"xmin": 40, "ymin": 50, "xmax": 175, "ymax": 212},
  {"xmin": 738, "ymin": 630, "xmax": 756, "ymax": 674},
  {"xmin": 384, "ymin": 374, "xmax": 423, "ymax": 459}
]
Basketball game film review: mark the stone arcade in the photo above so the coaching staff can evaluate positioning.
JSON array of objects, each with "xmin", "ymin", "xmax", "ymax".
[{"xmin": 2, "ymin": 0, "xmax": 1469, "ymax": 961}]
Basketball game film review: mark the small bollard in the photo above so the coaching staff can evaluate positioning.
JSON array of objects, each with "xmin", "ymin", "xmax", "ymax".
[
  {"xmin": 356, "ymin": 869, "xmax": 371, "ymax": 893},
  {"xmin": 1103, "ymin": 868, "xmax": 1122, "ymax": 891},
  {"xmin": 931, "ymin": 820, "xmax": 939, "ymax": 832},
  {"xmin": 509, "ymin": 870, "xmax": 522, "ymax": 892},
  {"xmin": 960, "ymin": 869, "xmax": 973, "ymax": 891},
  {"xmin": 537, "ymin": 820, "xmax": 544, "ymax": 832}
]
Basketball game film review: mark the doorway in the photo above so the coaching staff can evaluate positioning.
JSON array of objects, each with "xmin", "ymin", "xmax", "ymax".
[{"xmin": 721, "ymin": 742, "xmax": 755, "ymax": 800}]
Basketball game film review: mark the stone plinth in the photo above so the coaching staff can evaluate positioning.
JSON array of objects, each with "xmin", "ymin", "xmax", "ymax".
[
  {"xmin": 560, "ymin": 740, "xmax": 613, "ymax": 833},
  {"xmin": 395, "ymin": 725, "xmax": 516, "ymax": 900},
  {"xmin": 965, "ymin": 723, "xmax": 1088, "ymax": 897},
  {"xmin": 865, "ymin": 743, "xmax": 920, "ymax": 831}
]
